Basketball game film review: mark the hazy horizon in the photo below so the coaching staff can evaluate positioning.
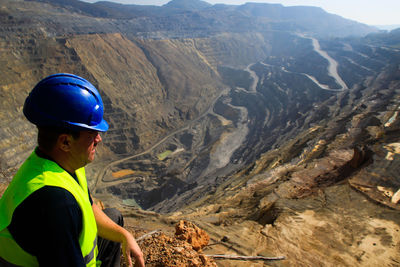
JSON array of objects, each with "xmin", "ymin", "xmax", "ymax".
[{"xmin": 81, "ymin": 0, "xmax": 400, "ymax": 27}]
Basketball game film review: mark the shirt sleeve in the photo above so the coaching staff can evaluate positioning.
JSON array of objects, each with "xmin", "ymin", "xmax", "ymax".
[
  {"xmin": 88, "ymin": 189, "xmax": 93, "ymax": 205},
  {"xmin": 8, "ymin": 186, "xmax": 86, "ymax": 267}
]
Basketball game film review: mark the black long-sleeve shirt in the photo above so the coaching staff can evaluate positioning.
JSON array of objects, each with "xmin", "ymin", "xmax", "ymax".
[{"xmin": 8, "ymin": 151, "xmax": 93, "ymax": 267}]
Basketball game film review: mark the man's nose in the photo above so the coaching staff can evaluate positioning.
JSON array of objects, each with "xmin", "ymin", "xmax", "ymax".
[{"xmin": 94, "ymin": 133, "xmax": 102, "ymax": 143}]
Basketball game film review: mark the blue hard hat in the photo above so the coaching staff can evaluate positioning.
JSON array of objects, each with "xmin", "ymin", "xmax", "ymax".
[{"xmin": 23, "ymin": 73, "xmax": 109, "ymax": 132}]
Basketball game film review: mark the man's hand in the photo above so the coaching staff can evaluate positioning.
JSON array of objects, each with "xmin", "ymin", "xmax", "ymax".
[
  {"xmin": 92, "ymin": 203, "xmax": 145, "ymax": 266},
  {"xmin": 122, "ymin": 232, "xmax": 145, "ymax": 267}
]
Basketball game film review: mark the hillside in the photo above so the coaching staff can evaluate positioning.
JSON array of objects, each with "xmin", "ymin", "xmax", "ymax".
[{"xmin": 0, "ymin": 0, "xmax": 399, "ymax": 266}]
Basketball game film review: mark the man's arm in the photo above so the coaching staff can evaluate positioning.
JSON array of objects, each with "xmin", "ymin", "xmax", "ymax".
[{"xmin": 92, "ymin": 203, "xmax": 145, "ymax": 267}]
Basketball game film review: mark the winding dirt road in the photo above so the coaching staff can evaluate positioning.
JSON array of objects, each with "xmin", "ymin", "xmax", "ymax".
[
  {"xmin": 246, "ymin": 35, "xmax": 349, "ymax": 92},
  {"xmin": 93, "ymin": 88, "xmax": 231, "ymax": 190},
  {"xmin": 299, "ymin": 34, "xmax": 348, "ymax": 90}
]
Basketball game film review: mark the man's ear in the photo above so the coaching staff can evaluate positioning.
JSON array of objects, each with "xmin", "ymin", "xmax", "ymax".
[{"xmin": 57, "ymin": 134, "xmax": 72, "ymax": 152}]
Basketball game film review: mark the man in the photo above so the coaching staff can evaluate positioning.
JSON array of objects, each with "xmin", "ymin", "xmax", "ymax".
[{"xmin": 0, "ymin": 73, "xmax": 145, "ymax": 267}]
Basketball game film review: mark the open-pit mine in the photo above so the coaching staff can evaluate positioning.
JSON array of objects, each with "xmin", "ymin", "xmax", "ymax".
[{"xmin": 1, "ymin": 0, "xmax": 399, "ymax": 266}]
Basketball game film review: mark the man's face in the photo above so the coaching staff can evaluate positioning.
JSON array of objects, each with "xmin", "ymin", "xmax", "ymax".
[{"xmin": 69, "ymin": 130, "xmax": 102, "ymax": 168}]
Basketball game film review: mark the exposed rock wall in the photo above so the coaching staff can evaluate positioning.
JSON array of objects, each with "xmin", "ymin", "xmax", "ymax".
[
  {"xmin": 192, "ymin": 32, "xmax": 271, "ymax": 68},
  {"xmin": 0, "ymin": 30, "xmax": 228, "ymax": 180},
  {"xmin": 65, "ymin": 33, "xmax": 167, "ymax": 153},
  {"xmin": 0, "ymin": 31, "xmax": 95, "ymax": 180},
  {"xmin": 135, "ymin": 37, "xmax": 223, "ymax": 120}
]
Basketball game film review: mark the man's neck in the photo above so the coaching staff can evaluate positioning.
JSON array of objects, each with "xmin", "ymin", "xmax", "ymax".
[
  {"xmin": 36, "ymin": 147, "xmax": 54, "ymax": 161},
  {"xmin": 36, "ymin": 147, "xmax": 76, "ymax": 175}
]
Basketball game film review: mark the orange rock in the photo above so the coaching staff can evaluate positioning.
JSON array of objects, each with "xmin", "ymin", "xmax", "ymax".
[
  {"xmin": 138, "ymin": 232, "xmax": 216, "ymax": 266},
  {"xmin": 175, "ymin": 220, "xmax": 210, "ymax": 251}
]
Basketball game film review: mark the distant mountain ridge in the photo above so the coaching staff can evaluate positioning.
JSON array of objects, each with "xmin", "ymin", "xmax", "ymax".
[
  {"xmin": 163, "ymin": 0, "xmax": 212, "ymax": 10},
  {"xmin": 375, "ymin": 24, "xmax": 400, "ymax": 31},
  {"xmin": 30, "ymin": 0, "xmax": 378, "ymax": 38}
]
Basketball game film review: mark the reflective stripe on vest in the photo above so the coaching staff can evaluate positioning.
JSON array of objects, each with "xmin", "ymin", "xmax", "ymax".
[
  {"xmin": 84, "ymin": 236, "xmax": 98, "ymax": 264},
  {"xmin": 0, "ymin": 150, "xmax": 98, "ymax": 267}
]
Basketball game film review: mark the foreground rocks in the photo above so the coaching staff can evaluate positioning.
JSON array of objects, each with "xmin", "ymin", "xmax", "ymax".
[{"xmin": 126, "ymin": 221, "xmax": 216, "ymax": 267}]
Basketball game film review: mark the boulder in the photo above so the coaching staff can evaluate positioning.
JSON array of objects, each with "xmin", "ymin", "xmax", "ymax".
[{"xmin": 175, "ymin": 220, "xmax": 210, "ymax": 251}]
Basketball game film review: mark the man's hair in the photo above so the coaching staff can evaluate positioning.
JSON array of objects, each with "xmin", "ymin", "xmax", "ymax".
[{"xmin": 37, "ymin": 127, "xmax": 80, "ymax": 152}]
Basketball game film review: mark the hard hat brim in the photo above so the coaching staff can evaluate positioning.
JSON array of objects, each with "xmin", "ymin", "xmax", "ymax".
[{"xmin": 68, "ymin": 118, "xmax": 109, "ymax": 132}]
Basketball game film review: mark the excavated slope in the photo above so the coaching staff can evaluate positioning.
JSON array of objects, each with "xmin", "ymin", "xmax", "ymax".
[
  {"xmin": 0, "ymin": 30, "xmax": 225, "ymax": 183},
  {"xmin": 1, "ymin": 1, "xmax": 399, "ymax": 266}
]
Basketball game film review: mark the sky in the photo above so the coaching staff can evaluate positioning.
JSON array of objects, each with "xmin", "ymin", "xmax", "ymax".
[{"xmin": 82, "ymin": 0, "xmax": 400, "ymax": 26}]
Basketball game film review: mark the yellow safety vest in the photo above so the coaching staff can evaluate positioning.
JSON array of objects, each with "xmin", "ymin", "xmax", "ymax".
[{"xmin": 0, "ymin": 150, "xmax": 98, "ymax": 266}]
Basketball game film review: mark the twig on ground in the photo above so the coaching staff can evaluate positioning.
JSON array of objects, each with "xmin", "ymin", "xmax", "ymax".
[
  {"xmin": 136, "ymin": 230, "xmax": 162, "ymax": 242},
  {"xmin": 206, "ymin": 254, "xmax": 285, "ymax": 261}
]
